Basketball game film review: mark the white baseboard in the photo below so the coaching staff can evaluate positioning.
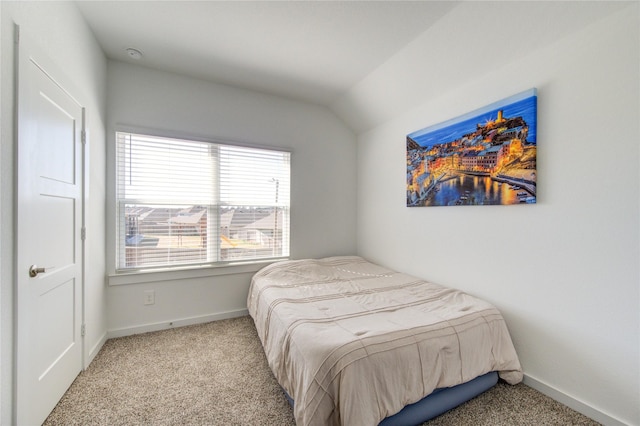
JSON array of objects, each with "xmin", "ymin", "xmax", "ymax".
[
  {"xmin": 523, "ymin": 374, "xmax": 629, "ymax": 426},
  {"xmin": 106, "ymin": 309, "xmax": 249, "ymax": 339},
  {"xmin": 84, "ymin": 331, "xmax": 108, "ymax": 369}
]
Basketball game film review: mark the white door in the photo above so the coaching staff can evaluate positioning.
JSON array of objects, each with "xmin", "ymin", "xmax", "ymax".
[{"xmin": 15, "ymin": 27, "xmax": 84, "ymax": 426}]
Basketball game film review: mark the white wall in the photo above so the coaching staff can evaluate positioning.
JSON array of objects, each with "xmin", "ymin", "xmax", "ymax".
[
  {"xmin": 354, "ymin": 3, "xmax": 639, "ymax": 426},
  {"xmin": 0, "ymin": 1, "xmax": 107, "ymax": 423},
  {"xmin": 105, "ymin": 61, "xmax": 357, "ymax": 335}
]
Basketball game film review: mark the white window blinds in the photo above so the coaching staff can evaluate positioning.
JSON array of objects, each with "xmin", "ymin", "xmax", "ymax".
[{"xmin": 116, "ymin": 132, "xmax": 290, "ymax": 270}]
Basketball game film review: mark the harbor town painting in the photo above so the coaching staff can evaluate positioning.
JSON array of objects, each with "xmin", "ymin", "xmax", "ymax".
[{"xmin": 407, "ymin": 89, "xmax": 537, "ymax": 207}]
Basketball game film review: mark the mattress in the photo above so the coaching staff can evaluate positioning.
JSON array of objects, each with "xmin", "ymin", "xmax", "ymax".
[
  {"xmin": 378, "ymin": 371, "xmax": 498, "ymax": 425},
  {"xmin": 285, "ymin": 371, "xmax": 499, "ymax": 425},
  {"xmin": 247, "ymin": 256, "xmax": 522, "ymax": 426}
]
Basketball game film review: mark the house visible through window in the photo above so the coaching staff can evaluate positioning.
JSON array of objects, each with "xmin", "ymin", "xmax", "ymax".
[{"xmin": 116, "ymin": 132, "xmax": 290, "ymax": 270}]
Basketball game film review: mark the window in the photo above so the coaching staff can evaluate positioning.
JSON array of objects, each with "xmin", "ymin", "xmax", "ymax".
[{"xmin": 116, "ymin": 132, "xmax": 290, "ymax": 271}]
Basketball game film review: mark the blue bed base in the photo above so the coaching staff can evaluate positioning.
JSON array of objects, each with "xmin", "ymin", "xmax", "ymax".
[{"xmin": 284, "ymin": 371, "xmax": 498, "ymax": 426}]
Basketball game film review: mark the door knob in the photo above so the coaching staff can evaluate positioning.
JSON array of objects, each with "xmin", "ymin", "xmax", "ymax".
[{"xmin": 28, "ymin": 265, "xmax": 46, "ymax": 278}]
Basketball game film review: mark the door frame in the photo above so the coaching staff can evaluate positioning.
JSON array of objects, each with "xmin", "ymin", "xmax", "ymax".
[{"xmin": 13, "ymin": 23, "xmax": 87, "ymax": 424}]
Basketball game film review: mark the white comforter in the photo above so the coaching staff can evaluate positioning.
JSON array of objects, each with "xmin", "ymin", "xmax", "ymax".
[{"xmin": 247, "ymin": 256, "xmax": 522, "ymax": 426}]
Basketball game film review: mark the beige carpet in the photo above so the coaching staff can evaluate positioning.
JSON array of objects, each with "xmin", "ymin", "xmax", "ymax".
[{"xmin": 45, "ymin": 316, "xmax": 600, "ymax": 426}]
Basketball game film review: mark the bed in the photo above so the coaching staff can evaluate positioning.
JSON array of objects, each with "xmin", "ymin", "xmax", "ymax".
[{"xmin": 247, "ymin": 256, "xmax": 522, "ymax": 425}]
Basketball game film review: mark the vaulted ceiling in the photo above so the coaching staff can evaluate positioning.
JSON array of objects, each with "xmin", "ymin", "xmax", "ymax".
[
  {"xmin": 76, "ymin": 1, "xmax": 628, "ymax": 132},
  {"xmin": 76, "ymin": 1, "xmax": 457, "ymax": 106}
]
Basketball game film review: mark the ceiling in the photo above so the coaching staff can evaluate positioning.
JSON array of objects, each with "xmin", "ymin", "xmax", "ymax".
[{"xmin": 75, "ymin": 1, "xmax": 459, "ymax": 107}]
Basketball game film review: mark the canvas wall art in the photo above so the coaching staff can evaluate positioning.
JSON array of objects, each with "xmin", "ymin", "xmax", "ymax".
[{"xmin": 407, "ymin": 89, "xmax": 537, "ymax": 207}]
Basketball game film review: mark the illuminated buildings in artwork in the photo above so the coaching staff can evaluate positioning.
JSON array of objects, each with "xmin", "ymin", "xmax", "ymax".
[
  {"xmin": 417, "ymin": 109, "xmax": 529, "ymax": 174},
  {"xmin": 406, "ymin": 89, "xmax": 537, "ymax": 206},
  {"xmin": 406, "ymin": 108, "xmax": 535, "ymax": 197}
]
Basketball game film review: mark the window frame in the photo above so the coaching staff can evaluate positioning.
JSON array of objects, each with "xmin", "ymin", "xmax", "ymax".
[{"xmin": 110, "ymin": 127, "xmax": 291, "ymax": 276}]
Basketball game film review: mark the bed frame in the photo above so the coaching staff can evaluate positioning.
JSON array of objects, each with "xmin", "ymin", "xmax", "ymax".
[{"xmin": 284, "ymin": 371, "xmax": 498, "ymax": 426}]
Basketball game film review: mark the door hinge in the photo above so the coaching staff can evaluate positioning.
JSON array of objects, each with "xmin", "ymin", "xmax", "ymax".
[
  {"xmin": 81, "ymin": 130, "xmax": 87, "ymax": 144},
  {"xmin": 81, "ymin": 227, "xmax": 86, "ymax": 241},
  {"xmin": 81, "ymin": 324, "xmax": 86, "ymax": 337}
]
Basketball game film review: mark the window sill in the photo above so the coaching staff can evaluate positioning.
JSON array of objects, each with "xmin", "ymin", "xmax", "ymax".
[{"xmin": 107, "ymin": 260, "xmax": 282, "ymax": 286}]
